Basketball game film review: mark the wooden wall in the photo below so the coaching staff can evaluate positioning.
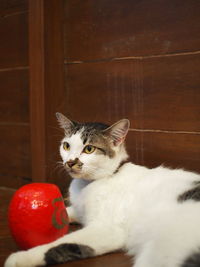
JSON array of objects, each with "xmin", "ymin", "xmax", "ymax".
[
  {"xmin": 0, "ymin": 0, "xmax": 200, "ymax": 190},
  {"xmin": 0, "ymin": 0, "xmax": 31, "ymax": 188},
  {"xmin": 0, "ymin": 0, "xmax": 66, "ymax": 190},
  {"xmin": 64, "ymin": 0, "xmax": 200, "ymax": 172}
]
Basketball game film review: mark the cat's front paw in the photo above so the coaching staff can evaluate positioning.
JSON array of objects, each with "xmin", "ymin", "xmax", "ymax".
[
  {"xmin": 4, "ymin": 250, "xmax": 44, "ymax": 267},
  {"xmin": 5, "ymin": 251, "xmax": 28, "ymax": 267}
]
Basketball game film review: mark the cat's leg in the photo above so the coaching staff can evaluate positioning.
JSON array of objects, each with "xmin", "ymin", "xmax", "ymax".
[
  {"xmin": 133, "ymin": 244, "xmax": 163, "ymax": 267},
  {"xmin": 133, "ymin": 246, "xmax": 158, "ymax": 267},
  {"xmin": 133, "ymin": 241, "xmax": 180, "ymax": 267},
  {"xmin": 44, "ymin": 223, "xmax": 125, "ymax": 265},
  {"xmin": 5, "ymin": 223, "xmax": 125, "ymax": 267}
]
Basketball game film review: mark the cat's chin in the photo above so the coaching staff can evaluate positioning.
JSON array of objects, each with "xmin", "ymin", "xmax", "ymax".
[
  {"xmin": 68, "ymin": 170, "xmax": 94, "ymax": 181},
  {"xmin": 67, "ymin": 170, "xmax": 86, "ymax": 179},
  {"xmin": 68, "ymin": 170, "xmax": 81, "ymax": 177}
]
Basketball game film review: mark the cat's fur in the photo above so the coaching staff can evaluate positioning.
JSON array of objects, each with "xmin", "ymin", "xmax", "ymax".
[{"xmin": 5, "ymin": 113, "xmax": 200, "ymax": 267}]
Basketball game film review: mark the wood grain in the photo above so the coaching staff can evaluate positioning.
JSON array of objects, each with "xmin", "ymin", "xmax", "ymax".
[
  {"xmin": 0, "ymin": 125, "xmax": 31, "ymax": 188},
  {"xmin": 29, "ymin": 0, "xmax": 66, "ymax": 187},
  {"xmin": 64, "ymin": 0, "xmax": 200, "ymax": 61},
  {"xmin": 0, "ymin": 11, "xmax": 28, "ymax": 68},
  {"xmin": 0, "ymin": 0, "xmax": 29, "ymax": 189},
  {"xmin": 64, "ymin": 54, "xmax": 200, "ymax": 132},
  {"xmin": 0, "ymin": 0, "xmax": 27, "ymax": 16},
  {"xmin": 0, "ymin": 188, "xmax": 18, "ymax": 267},
  {"xmin": 29, "ymin": 0, "xmax": 47, "ymax": 181},
  {"xmin": 126, "ymin": 131, "xmax": 200, "ymax": 173},
  {"xmin": 42, "ymin": 0, "xmax": 67, "ymax": 188},
  {"xmin": 0, "ymin": 69, "xmax": 29, "ymax": 123}
]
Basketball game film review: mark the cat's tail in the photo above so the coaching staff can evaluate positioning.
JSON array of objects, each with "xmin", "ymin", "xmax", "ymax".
[{"xmin": 181, "ymin": 251, "xmax": 200, "ymax": 267}]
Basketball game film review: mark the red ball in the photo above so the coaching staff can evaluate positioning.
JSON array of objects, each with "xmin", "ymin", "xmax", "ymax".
[{"xmin": 8, "ymin": 183, "xmax": 69, "ymax": 250}]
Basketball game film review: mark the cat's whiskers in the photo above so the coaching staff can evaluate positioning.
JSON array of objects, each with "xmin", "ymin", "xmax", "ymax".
[{"xmin": 53, "ymin": 161, "xmax": 67, "ymax": 177}]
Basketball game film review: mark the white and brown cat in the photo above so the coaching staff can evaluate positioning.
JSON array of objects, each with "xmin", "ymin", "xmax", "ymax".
[{"xmin": 5, "ymin": 113, "xmax": 200, "ymax": 267}]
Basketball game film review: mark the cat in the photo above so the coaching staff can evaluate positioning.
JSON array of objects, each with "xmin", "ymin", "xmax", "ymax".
[{"xmin": 5, "ymin": 112, "xmax": 200, "ymax": 267}]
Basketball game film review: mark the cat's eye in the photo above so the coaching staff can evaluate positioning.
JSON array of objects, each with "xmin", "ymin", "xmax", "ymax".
[
  {"xmin": 83, "ymin": 145, "xmax": 96, "ymax": 154},
  {"xmin": 63, "ymin": 142, "xmax": 70, "ymax": 151}
]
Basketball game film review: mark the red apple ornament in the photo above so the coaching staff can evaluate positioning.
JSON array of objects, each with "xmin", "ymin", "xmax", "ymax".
[{"xmin": 8, "ymin": 183, "xmax": 69, "ymax": 250}]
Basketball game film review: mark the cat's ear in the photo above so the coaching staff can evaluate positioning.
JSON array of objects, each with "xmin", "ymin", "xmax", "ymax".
[
  {"xmin": 56, "ymin": 112, "xmax": 74, "ymax": 133},
  {"xmin": 104, "ymin": 119, "xmax": 130, "ymax": 146}
]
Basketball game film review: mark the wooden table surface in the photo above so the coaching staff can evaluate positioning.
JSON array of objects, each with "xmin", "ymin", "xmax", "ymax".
[{"xmin": 0, "ymin": 187, "xmax": 132, "ymax": 267}]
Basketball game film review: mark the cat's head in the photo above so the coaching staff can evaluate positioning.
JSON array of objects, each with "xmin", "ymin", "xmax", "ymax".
[{"xmin": 56, "ymin": 113, "xmax": 130, "ymax": 180}]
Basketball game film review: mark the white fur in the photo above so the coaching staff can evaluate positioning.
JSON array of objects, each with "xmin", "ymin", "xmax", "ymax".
[
  {"xmin": 5, "ymin": 129, "xmax": 200, "ymax": 267},
  {"xmin": 60, "ymin": 129, "xmax": 128, "ymax": 180}
]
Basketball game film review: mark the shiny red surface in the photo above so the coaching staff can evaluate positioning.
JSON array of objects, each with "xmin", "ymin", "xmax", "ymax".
[{"xmin": 8, "ymin": 183, "xmax": 69, "ymax": 249}]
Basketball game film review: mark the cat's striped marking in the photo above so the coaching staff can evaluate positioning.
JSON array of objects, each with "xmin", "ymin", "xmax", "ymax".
[
  {"xmin": 182, "ymin": 251, "xmax": 200, "ymax": 267},
  {"xmin": 178, "ymin": 181, "xmax": 200, "ymax": 202},
  {"xmin": 114, "ymin": 160, "xmax": 130, "ymax": 174}
]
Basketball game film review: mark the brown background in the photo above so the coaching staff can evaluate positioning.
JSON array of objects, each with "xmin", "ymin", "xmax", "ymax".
[{"xmin": 0, "ymin": 0, "xmax": 200, "ymax": 191}]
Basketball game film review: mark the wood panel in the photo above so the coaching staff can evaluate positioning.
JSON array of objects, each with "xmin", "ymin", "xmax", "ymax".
[
  {"xmin": 0, "ymin": 0, "xmax": 27, "ymax": 16},
  {"xmin": 0, "ymin": 11, "xmax": 28, "ymax": 68},
  {"xmin": 0, "ymin": 69, "xmax": 29, "ymax": 123},
  {"xmin": 126, "ymin": 131, "xmax": 200, "ymax": 173},
  {"xmin": 64, "ymin": 54, "xmax": 200, "ymax": 132},
  {"xmin": 43, "ymin": 0, "xmax": 67, "ymax": 188},
  {"xmin": 64, "ymin": 0, "xmax": 200, "ymax": 61},
  {"xmin": 0, "ymin": 188, "xmax": 18, "ymax": 267},
  {"xmin": 29, "ymin": 0, "xmax": 47, "ymax": 181},
  {"xmin": 0, "ymin": 125, "xmax": 31, "ymax": 188},
  {"xmin": 29, "ymin": 0, "xmax": 66, "ymax": 188},
  {"xmin": 0, "ymin": 0, "xmax": 29, "ymax": 189},
  {"xmin": 0, "ymin": 188, "xmax": 15, "ymax": 239}
]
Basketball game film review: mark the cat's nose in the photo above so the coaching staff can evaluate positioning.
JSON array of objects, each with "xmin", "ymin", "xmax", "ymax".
[{"xmin": 66, "ymin": 159, "xmax": 77, "ymax": 168}]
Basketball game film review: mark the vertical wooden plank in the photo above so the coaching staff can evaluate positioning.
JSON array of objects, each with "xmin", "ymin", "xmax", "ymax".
[
  {"xmin": 29, "ymin": 0, "xmax": 46, "ymax": 181},
  {"xmin": 29, "ymin": 0, "xmax": 65, "ymax": 184},
  {"xmin": 0, "ymin": 1, "xmax": 30, "ymax": 189},
  {"xmin": 43, "ymin": 0, "xmax": 66, "ymax": 187}
]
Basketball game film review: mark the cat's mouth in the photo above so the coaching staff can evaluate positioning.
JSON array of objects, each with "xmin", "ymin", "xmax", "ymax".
[
  {"xmin": 65, "ymin": 164, "xmax": 93, "ymax": 180},
  {"xmin": 68, "ymin": 168, "xmax": 81, "ymax": 175},
  {"xmin": 64, "ymin": 164, "xmax": 83, "ymax": 178},
  {"xmin": 64, "ymin": 159, "xmax": 83, "ymax": 174}
]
